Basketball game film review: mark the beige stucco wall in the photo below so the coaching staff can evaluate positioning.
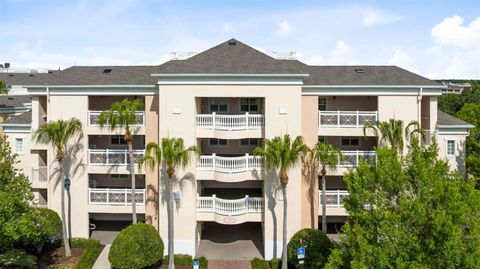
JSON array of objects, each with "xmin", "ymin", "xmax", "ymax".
[
  {"xmin": 437, "ymin": 133, "xmax": 468, "ymax": 175},
  {"xmin": 158, "ymin": 84, "xmax": 303, "ymax": 259},
  {"xmin": 145, "ymin": 95, "xmax": 160, "ymax": 228}
]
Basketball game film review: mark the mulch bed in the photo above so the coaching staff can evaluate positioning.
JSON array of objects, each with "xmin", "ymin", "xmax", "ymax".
[{"xmin": 35, "ymin": 247, "xmax": 84, "ymax": 269}]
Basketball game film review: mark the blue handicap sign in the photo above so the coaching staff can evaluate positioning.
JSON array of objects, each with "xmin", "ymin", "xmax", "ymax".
[
  {"xmin": 297, "ymin": 246, "xmax": 305, "ymax": 259},
  {"xmin": 193, "ymin": 260, "xmax": 199, "ymax": 269}
]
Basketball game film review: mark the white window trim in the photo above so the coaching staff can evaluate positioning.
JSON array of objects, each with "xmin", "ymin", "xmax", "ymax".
[
  {"xmin": 239, "ymin": 98, "xmax": 261, "ymax": 113},
  {"xmin": 318, "ymin": 97, "xmax": 328, "ymax": 111},
  {"xmin": 341, "ymin": 137, "xmax": 361, "ymax": 148},
  {"xmin": 208, "ymin": 98, "xmax": 229, "ymax": 113},
  {"xmin": 445, "ymin": 138, "xmax": 458, "ymax": 157},
  {"xmin": 15, "ymin": 137, "xmax": 25, "ymax": 154},
  {"xmin": 208, "ymin": 138, "xmax": 228, "ymax": 147}
]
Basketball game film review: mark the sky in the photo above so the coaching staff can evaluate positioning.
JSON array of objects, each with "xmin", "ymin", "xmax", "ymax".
[{"xmin": 0, "ymin": 0, "xmax": 479, "ymax": 79}]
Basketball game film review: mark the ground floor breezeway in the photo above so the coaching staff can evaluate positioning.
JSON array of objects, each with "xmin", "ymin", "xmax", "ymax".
[
  {"xmin": 197, "ymin": 222, "xmax": 264, "ymax": 261},
  {"xmin": 89, "ymin": 213, "xmax": 145, "ymax": 244}
]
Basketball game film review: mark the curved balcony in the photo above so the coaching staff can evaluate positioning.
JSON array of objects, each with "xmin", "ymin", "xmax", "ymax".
[
  {"xmin": 196, "ymin": 154, "xmax": 263, "ymax": 182},
  {"xmin": 196, "ymin": 113, "xmax": 264, "ymax": 139},
  {"xmin": 197, "ymin": 195, "xmax": 263, "ymax": 224}
]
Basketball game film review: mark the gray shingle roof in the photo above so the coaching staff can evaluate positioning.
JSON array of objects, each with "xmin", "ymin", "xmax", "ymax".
[
  {"xmin": 0, "ymin": 95, "xmax": 32, "ymax": 108},
  {"xmin": 304, "ymin": 66, "xmax": 443, "ymax": 86},
  {"xmin": 151, "ymin": 39, "xmax": 306, "ymax": 75},
  {"xmin": 2, "ymin": 111, "xmax": 31, "ymax": 125},
  {"xmin": 0, "ymin": 39, "xmax": 442, "ymax": 87},
  {"xmin": 0, "ymin": 73, "xmax": 53, "ymax": 86},
  {"xmin": 437, "ymin": 111, "xmax": 474, "ymax": 127}
]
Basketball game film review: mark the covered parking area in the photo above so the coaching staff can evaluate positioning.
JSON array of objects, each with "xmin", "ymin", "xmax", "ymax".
[
  {"xmin": 89, "ymin": 213, "xmax": 145, "ymax": 244},
  {"xmin": 197, "ymin": 222, "xmax": 264, "ymax": 261}
]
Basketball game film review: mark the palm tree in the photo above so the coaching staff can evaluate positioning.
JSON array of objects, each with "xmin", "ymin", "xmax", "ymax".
[
  {"xmin": 97, "ymin": 98, "xmax": 143, "ymax": 223},
  {"xmin": 33, "ymin": 118, "xmax": 83, "ymax": 257},
  {"xmin": 308, "ymin": 142, "xmax": 342, "ymax": 233},
  {"xmin": 138, "ymin": 138, "xmax": 198, "ymax": 269},
  {"xmin": 254, "ymin": 134, "xmax": 307, "ymax": 269},
  {"xmin": 364, "ymin": 119, "xmax": 424, "ymax": 154},
  {"xmin": 0, "ymin": 80, "xmax": 7, "ymax": 94}
]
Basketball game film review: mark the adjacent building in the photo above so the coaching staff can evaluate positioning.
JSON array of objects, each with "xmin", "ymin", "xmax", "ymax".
[{"xmin": 1, "ymin": 39, "xmax": 474, "ymax": 260}]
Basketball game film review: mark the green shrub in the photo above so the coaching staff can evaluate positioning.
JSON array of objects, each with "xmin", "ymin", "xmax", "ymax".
[
  {"xmin": 251, "ymin": 257, "xmax": 270, "ymax": 269},
  {"xmin": 163, "ymin": 254, "xmax": 192, "ymax": 265},
  {"xmin": 194, "ymin": 256, "xmax": 208, "ymax": 269},
  {"xmin": 0, "ymin": 249, "xmax": 37, "ymax": 268},
  {"xmin": 270, "ymin": 258, "xmax": 280, "ymax": 269},
  {"xmin": 70, "ymin": 238, "xmax": 101, "ymax": 269},
  {"xmin": 287, "ymin": 228, "xmax": 333, "ymax": 269},
  {"xmin": 109, "ymin": 223, "xmax": 164, "ymax": 269}
]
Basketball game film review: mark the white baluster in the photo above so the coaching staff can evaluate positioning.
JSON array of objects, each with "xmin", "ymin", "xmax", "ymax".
[
  {"xmin": 356, "ymin": 111, "xmax": 359, "ymax": 128},
  {"xmin": 106, "ymin": 149, "xmax": 109, "ymax": 165},
  {"xmin": 212, "ymin": 194, "xmax": 216, "ymax": 213},
  {"xmin": 212, "ymin": 112, "xmax": 216, "ymax": 129},
  {"xmin": 212, "ymin": 153, "xmax": 216, "ymax": 171},
  {"xmin": 356, "ymin": 150, "xmax": 359, "ymax": 166},
  {"xmin": 337, "ymin": 110, "xmax": 340, "ymax": 127},
  {"xmin": 245, "ymin": 112, "xmax": 249, "ymax": 129},
  {"xmin": 106, "ymin": 188, "xmax": 110, "ymax": 206},
  {"xmin": 245, "ymin": 153, "xmax": 249, "ymax": 171}
]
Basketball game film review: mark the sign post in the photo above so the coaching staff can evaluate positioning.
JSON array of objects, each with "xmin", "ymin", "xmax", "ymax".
[{"xmin": 193, "ymin": 260, "xmax": 199, "ymax": 269}]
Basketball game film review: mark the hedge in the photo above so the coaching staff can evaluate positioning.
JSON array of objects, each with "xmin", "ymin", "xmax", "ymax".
[
  {"xmin": 287, "ymin": 228, "xmax": 333, "ymax": 269},
  {"xmin": 251, "ymin": 257, "xmax": 270, "ymax": 269},
  {"xmin": 0, "ymin": 249, "xmax": 37, "ymax": 268},
  {"xmin": 70, "ymin": 238, "xmax": 102, "ymax": 269},
  {"xmin": 163, "ymin": 254, "xmax": 208, "ymax": 269},
  {"xmin": 109, "ymin": 223, "xmax": 164, "ymax": 269}
]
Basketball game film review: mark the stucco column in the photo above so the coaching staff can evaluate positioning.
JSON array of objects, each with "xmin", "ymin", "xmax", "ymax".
[{"xmin": 145, "ymin": 95, "xmax": 160, "ymax": 229}]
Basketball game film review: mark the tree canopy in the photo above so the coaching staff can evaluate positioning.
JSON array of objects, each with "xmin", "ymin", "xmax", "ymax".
[{"xmin": 326, "ymin": 141, "xmax": 480, "ymax": 268}]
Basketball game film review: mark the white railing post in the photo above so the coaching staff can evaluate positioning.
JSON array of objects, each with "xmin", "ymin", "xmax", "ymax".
[
  {"xmin": 337, "ymin": 110, "xmax": 340, "ymax": 127},
  {"xmin": 106, "ymin": 188, "xmax": 110, "ymax": 206},
  {"xmin": 106, "ymin": 149, "xmax": 109, "ymax": 166},
  {"xmin": 124, "ymin": 188, "xmax": 128, "ymax": 206},
  {"xmin": 356, "ymin": 111, "xmax": 359, "ymax": 128},
  {"xmin": 245, "ymin": 112, "xmax": 249, "ymax": 129},
  {"xmin": 356, "ymin": 150, "xmax": 359, "ymax": 166},
  {"xmin": 212, "ymin": 112, "xmax": 216, "ymax": 129},
  {"xmin": 245, "ymin": 195, "xmax": 249, "ymax": 213},
  {"xmin": 88, "ymin": 188, "xmax": 91, "ymax": 204},
  {"xmin": 212, "ymin": 194, "xmax": 216, "ymax": 213},
  {"xmin": 318, "ymin": 111, "xmax": 321, "ymax": 127},
  {"xmin": 212, "ymin": 153, "xmax": 216, "ymax": 171},
  {"xmin": 245, "ymin": 153, "xmax": 249, "ymax": 170},
  {"xmin": 124, "ymin": 150, "xmax": 128, "ymax": 166}
]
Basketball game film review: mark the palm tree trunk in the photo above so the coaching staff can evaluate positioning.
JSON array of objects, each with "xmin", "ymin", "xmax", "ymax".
[
  {"xmin": 168, "ymin": 176, "xmax": 175, "ymax": 269},
  {"xmin": 281, "ymin": 186, "xmax": 288, "ymax": 269},
  {"xmin": 127, "ymin": 140, "xmax": 137, "ymax": 224},
  {"xmin": 321, "ymin": 173, "xmax": 327, "ymax": 233},
  {"xmin": 59, "ymin": 160, "xmax": 71, "ymax": 257}
]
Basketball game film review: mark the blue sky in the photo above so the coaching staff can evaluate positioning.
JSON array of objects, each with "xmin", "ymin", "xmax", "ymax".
[{"xmin": 0, "ymin": 0, "xmax": 479, "ymax": 78}]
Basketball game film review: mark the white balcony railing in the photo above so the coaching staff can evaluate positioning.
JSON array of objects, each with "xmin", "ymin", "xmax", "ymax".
[
  {"xmin": 31, "ymin": 166, "xmax": 48, "ymax": 182},
  {"xmin": 197, "ymin": 195, "xmax": 264, "ymax": 216},
  {"xmin": 88, "ymin": 188, "xmax": 145, "ymax": 206},
  {"xmin": 319, "ymin": 111, "xmax": 378, "ymax": 128},
  {"xmin": 319, "ymin": 190, "xmax": 349, "ymax": 208},
  {"xmin": 197, "ymin": 113, "xmax": 264, "ymax": 130},
  {"xmin": 339, "ymin": 151, "xmax": 376, "ymax": 167},
  {"xmin": 88, "ymin": 110, "xmax": 145, "ymax": 126},
  {"xmin": 88, "ymin": 149, "xmax": 145, "ymax": 166},
  {"xmin": 198, "ymin": 154, "xmax": 263, "ymax": 173}
]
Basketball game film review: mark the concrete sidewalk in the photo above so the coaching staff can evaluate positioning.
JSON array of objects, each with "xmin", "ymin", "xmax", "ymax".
[{"xmin": 92, "ymin": 244, "xmax": 111, "ymax": 269}]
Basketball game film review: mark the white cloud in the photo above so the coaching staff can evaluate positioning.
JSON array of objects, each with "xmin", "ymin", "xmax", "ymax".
[
  {"xmin": 362, "ymin": 10, "xmax": 404, "ymax": 27},
  {"xmin": 307, "ymin": 40, "xmax": 358, "ymax": 65},
  {"xmin": 388, "ymin": 49, "xmax": 414, "ymax": 69},
  {"xmin": 431, "ymin": 15, "xmax": 480, "ymax": 48},
  {"xmin": 276, "ymin": 20, "xmax": 292, "ymax": 36}
]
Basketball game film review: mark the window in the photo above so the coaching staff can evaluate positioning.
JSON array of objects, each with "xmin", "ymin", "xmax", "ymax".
[
  {"xmin": 209, "ymin": 98, "xmax": 228, "ymax": 113},
  {"xmin": 209, "ymin": 138, "xmax": 227, "ymax": 146},
  {"xmin": 341, "ymin": 137, "xmax": 359, "ymax": 147},
  {"xmin": 110, "ymin": 135, "xmax": 127, "ymax": 145},
  {"xmin": 240, "ymin": 138, "xmax": 261, "ymax": 146},
  {"xmin": 15, "ymin": 138, "xmax": 24, "ymax": 153},
  {"xmin": 318, "ymin": 98, "xmax": 327, "ymax": 111},
  {"xmin": 447, "ymin": 140, "xmax": 456, "ymax": 156},
  {"xmin": 240, "ymin": 98, "xmax": 260, "ymax": 113},
  {"xmin": 111, "ymin": 174, "xmax": 129, "ymax": 179}
]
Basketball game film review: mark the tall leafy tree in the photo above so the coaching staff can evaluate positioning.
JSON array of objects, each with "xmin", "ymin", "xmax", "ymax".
[
  {"xmin": 139, "ymin": 138, "xmax": 198, "ymax": 269},
  {"xmin": 33, "ymin": 118, "xmax": 82, "ymax": 257},
  {"xmin": 308, "ymin": 142, "xmax": 342, "ymax": 233},
  {"xmin": 325, "ymin": 142, "xmax": 480, "ymax": 268},
  {"xmin": 97, "ymin": 98, "xmax": 144, "ymax": 223},
  {"xmin": 457, "ymin": 103, "xmax": 480, "ymax": 178},
  {"xmin": 0, "ymin": 80, "xmax": 7, "ymax": 94},
  {"xmin": 364, "ymin": 119, "xmax": 423, "ymax": 154},
  {"xmin": 254, "ymin": 134, "xmax": 307, "ymax": 269}
]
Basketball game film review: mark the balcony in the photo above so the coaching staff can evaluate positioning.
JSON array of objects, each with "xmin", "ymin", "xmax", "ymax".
[
  {"xmin": 197, "ymin": 154, "xmax": 263, "ymax": 182},
  {"xmin": 88, "ymin": 110, "xmax": 145, "ymax": 126},
  {"xmin": 86, "ymin": 110, "xmax": 145, "ymax": 135},
  {"xmin": 318, "ymin": 110, "xmax": 378, "ymax": 136},
  {"xmin": 88, "ymin": 188, "xmax": 145, "ymax": 213},
  {"xmin": 319, "ymin": 190, "xmax": 349, "ymax": 216},
  {"xmin": 339, "ymin": 151, "xmax": 376, "ymax": 167},
  {"xmin": 197, "ymin": 195, "xmax": 264, "ymax": 224},
  {"xmin": 31, "ymin": 166, "xmax": 48, "ymax": 188},
  {"xmin": 196, "ymin": 113, "xmax": 264, "ymax": 139},
  {"xmin": 87, "ymin": 149, "xmax": 145, "ymax": 174}
]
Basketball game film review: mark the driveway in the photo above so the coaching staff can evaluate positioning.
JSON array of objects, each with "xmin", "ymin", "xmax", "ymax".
[
  {"xmin": 90, "ymin": 220, "xmax": 131, "ymax": 245},
  {"xmin": 197, "ymin": 222, "xmax": 263, "ymax": 261}
]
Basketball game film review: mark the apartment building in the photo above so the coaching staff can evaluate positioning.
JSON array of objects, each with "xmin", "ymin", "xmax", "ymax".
[{"xmin": 1, "ymin": 39, "xmax": 473, "ymax": 260}]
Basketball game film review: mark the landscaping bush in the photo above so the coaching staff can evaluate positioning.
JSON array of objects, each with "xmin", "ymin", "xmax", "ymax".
[
  {"xmin": 109, "ymin": 223, "xmax": 164, "ymax": 269},
  {"xmin": 70, "ymin": 238, "xmax": 102, "ymax": 269},
  {"xmin": 270, "ymin": 258, "xmax": 280, "ymax": 269},
  {"xmin": 287, "ymin": 228, "xmax": 333, "ymax": 269},
  {"xmin": 195, "ymin": 256, "xmax": 208, "ymax": 269},
  {"xmin": 0, "ymin": 249, "xmax": 37, "ymax": 268},
  {"xmin": 251, "ymin": 257, "xmax": 270, "ymax": 269},
  {"xmin": 163, "ymin": 254, "xmax": 192, "ymax": 265}
]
